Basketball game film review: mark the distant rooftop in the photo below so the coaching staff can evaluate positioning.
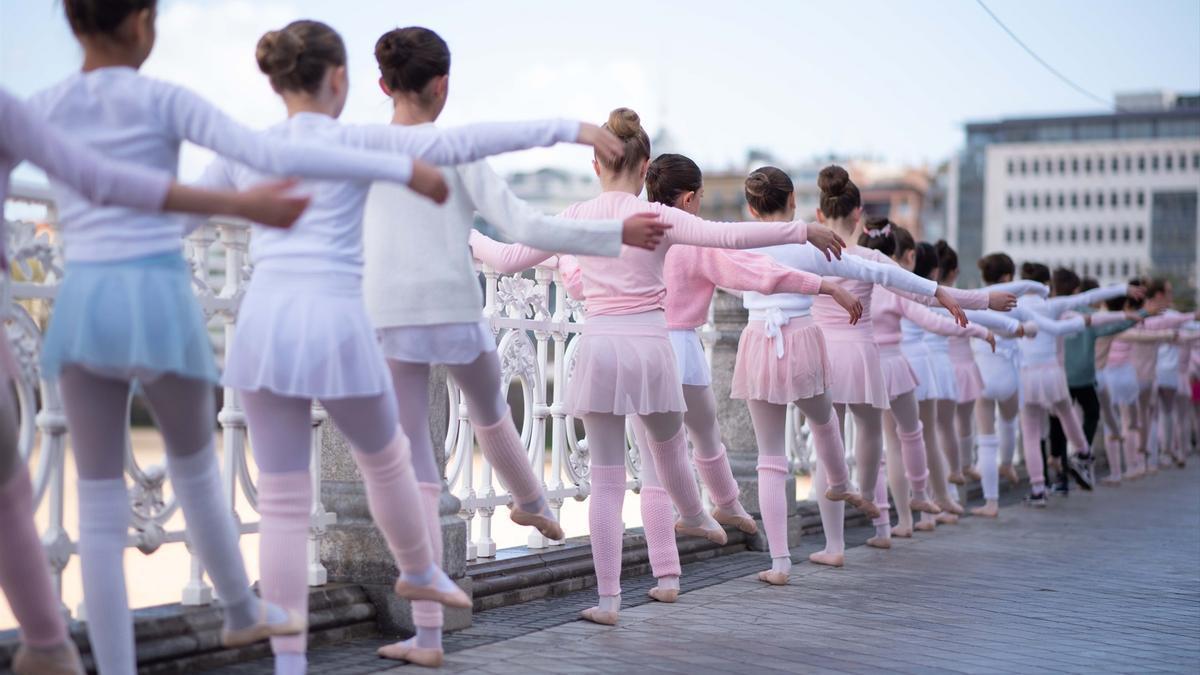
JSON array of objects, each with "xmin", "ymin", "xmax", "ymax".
[{"xmin": 965, "ymin": 90, "xmax": 1200, "ymax": 144}]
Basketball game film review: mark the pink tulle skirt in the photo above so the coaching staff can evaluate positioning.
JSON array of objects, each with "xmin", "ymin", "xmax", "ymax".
[
  {"xmin": 1020, "ymin": 362, "xmax": 1071, "ymax": 407},
  {"xmin": 564, "ymin": 311, "xmax": 685, "ymax": 416},
  {"xmin": 877, "ymin": 344, "xmax": 919, "ymax": 400},
  {"xmin": 822, "ymin": 331, "xmax": 890, "ymax": 409},
  {"xmin": 951, "ymin": 358, "xmax": 985, "ymax": 404},
  {"xmin": 731, "ymin": 316, "xmax": 830, "ymax": 404}
]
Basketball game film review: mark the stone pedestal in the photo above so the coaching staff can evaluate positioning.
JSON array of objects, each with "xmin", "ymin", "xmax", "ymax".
[
  {"xmin": 319, "ymin": 365, "xmax": 471, "ymax": 633},
  {"xmin": 710, "ymin": 291, "xmax": 799, "ymax": 550}
]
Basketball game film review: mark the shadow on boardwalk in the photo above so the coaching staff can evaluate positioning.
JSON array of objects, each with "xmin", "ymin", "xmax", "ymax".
[{"xmin": 228, "ymin": 462, "xmax": 1200, "ymax": 674}]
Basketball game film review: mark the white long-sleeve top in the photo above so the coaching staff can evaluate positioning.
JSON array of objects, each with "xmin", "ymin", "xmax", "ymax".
[
  {"xmin": 202, "ymin": 113, "xmax": 580, "ymax": 276},
  {"xmin": 26, "ymin": 67, "xmax": 429, "ymax": 263},
  {"xmin": 742, "ymin": 242, "xmax": 937, "ymax": 320},
  {"xmin": 1017, "ymin": 283, "xmax": 1130, "ymax": 366},
  {"xmin": 363, "ymin": 139, "xmax": 620, "ymax": 327}
]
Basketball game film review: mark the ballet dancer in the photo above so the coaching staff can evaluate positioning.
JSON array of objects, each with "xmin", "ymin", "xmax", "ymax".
[
  {"xmin": 201, "ymin": 20, "xmax": 635, "ymax": 673},
  {"xmin": 25, "ymin": 0, "xmax": 499, "ymax": 669},
  {"xmin": 1015, "ymin": 262, "xmax": 1140, "ymax": 506},
  {"xmin": 360, "ymin": 27, "xmax": 669, "ymax": 666},
  {"xmin": 0, "ymin": 86, "xmax": 312, "ymax": 675},
  {"xmin": 469, "ymin": 107, "xmax": 848, "ymax": 625}
]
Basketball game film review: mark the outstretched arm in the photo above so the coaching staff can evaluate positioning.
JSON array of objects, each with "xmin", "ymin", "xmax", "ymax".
[
  {"xmin": 1043, "ymin": 283, "xmax": 1132, "ymax": 315},
  {"xmin": 899, "ymin": 297, "xmax": 988, "ymax": 338},
  {"xmin": 694, "ymin": 247, "xmax": 823, "ymax": 296},
  {"xmin": 468, "ymin": 229, "xmax": 556, "ymax": 273},
  {"xmin": 963, "ymin": 309, "xmax": 1023, "ymax": 336},
  {"xmin": 987, "ymin": 280, "xmax": 1049, "ymax": 298}
]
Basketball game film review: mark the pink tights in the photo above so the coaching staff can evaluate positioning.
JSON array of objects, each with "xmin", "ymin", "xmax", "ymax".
[{"xmin": 1021, "ymin": 397, "xmax": 1091, "ymax": 491}]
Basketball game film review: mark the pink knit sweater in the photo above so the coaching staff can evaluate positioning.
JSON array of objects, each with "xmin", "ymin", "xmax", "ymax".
[{"xmin": 872, "ymin": 287, "xmax": 988, "ymax": 347}]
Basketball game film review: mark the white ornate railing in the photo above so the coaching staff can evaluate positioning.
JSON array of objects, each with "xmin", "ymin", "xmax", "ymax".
[
  {"xmin": 3, "ymin": 183, "xmax": 332, "ymax": 617},
  {"xmin": 453, "ymin": 258, "xmax": 819, "ymax": 559}
]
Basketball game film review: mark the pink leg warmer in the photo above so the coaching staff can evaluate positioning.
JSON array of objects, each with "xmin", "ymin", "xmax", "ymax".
[
  {"xmin": 258, "ymin": 471, "xmax": 312, "ymax": 655},
  {"xmin": 692, "ymin": 446, "xmax": 740, "ymax": 510},
  {"xmin": 410, "ymin": 483, "xmax": 444, "ymax": 630},
  {"xmin": 807, "ymin": 415, "xmax": 850, "ymax": 488},
  {"xmin": 871, "ymin": 465, "xmax": 891, "ymax": 527},
  {"xmin": 351, "ymin": 428, "xmax": 433, "ymax": 574},
  {"xmin": 0, "ymin": 465, "xmax": 66, "ymax": 648},
  {"xmin": 897, "ymin": 424, "xmax": 930, "ymax": 492},
  {"xmin": 472, "ymin": 410, "xmax": 543, "ymax": 508},
  {"xmin": 640, "ymin": 486, "xmax": 681, "ymax": 579},
  {"xmin": 588, "ymin": 465, "xmax": 627, "ymax": 597},
  {"xmin": 756, "ymin": 455, "xmax": 790, "ymax": 559},
  {"xmin": 646, "ymin": 427, "xmax": 704, "ymax": 520}
]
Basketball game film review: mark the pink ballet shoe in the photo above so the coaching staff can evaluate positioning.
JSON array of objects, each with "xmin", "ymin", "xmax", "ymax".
[
  {"xmin": 934, "ymin": 512, "xmax": 959, "ymax": 525},
  {"xmin": 12, "ymin": 642, "xmax": 84, "ymax": 675},
  {"xmin": 377, "ymin": 639, "xmax": 445, "ymax": 668},
  {"xmin": 866, "ymin": 535, "xmax": 892, "ymax": 549},
  {"xmin": 937, "ymin": 498, "xmax": 965, "ymax": 516},
  {"xmin": 510, "ymin": 505, "xmax": 565, "ymax": 541},
  {"xmin": 1125, "ymin": 469, "xmax": 1145, "ymax": 481},
  {"xmin": 675, "ymin": 520, "xmax": 728, "ymax": 545},
  {"xmin": 581, "ymin": 607, "xmax": 619, "ymax": 625},
  {"xmin": 969, "ymin": 503, "xmax": 999, "ymax": 518},
  {"xmin": 910, "ymin": 498, "xmax": 942, "ymax": 515},
  {"xmin": 913, "ymin": 520, "xmax": 937, "ymax": 532},
  {"xmin": 221, "ymin": 604, "xmax": 306, "ymax": 648},
  {"xmin": 963, "ymin": 467, "xmax": 982, "ymax": 482},
  {"xmin": 648, "ymin": 586, "xmax": 679, "ymax": 603},
  {"xmin": 712, "ymin": 506, "xmax": 758, "ymax": 535},
  {"xmin": 757, "ymin": 570, "xmax": 789, "ymax": 585},
  {"xmin": 807, "ymin": 551, "xmax": 844, "ymax": 567},
  {"xmin": 1100, "ymin": 476, "xmax": 1121, "ymax": 487},
  {"xmin": 825, "ymin": 485, "xmax": 881, "ymax": 519},
  {"xmin": 998, "ymin": 464, "xmax": 1020, "ymax": 484},
  {"xmin": 891, "ymin": 526, "xmax": 913, "ymax": 538},
  {"xmin": 947, "ymin": 472, "xmax": 966, "ymax": 486},
  {"xmin": 394, "ymin": 576, "xmax": 472, "ymax": 609}
]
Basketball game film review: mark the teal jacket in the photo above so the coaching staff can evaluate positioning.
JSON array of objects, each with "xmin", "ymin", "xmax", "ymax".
[{"xmin": 1064, "ymin": 307, "xmax": 1137, "ymax": 388}]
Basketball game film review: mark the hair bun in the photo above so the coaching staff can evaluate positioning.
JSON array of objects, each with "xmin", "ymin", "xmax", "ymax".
[
  {"xmin": 256, "ymin": 29, "xmax": 303, "ymax": 77},
  {"xmin": 818, "ymin": 165, "xmax": 849, "ymax": 196},
  {"xmin": 606, "ymin": 107, "xmax": 643, "ymax": 140},
  {"xmin": 744, "ymin": 171, "xmax": 770, "ymax": 197}
]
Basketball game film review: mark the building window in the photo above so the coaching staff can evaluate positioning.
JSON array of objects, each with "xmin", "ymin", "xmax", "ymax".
[
  {"xmin": 1098, "ymin": 192, "xmax": 1105, "ymax": 208},
  {"xmin": 1166, "ymin": 154, "xmax": 1174, "ymax": 171},
  {"xmin": 1138, "ymin": 155, "xmax": 1146, "ymax": 171},
  {"xmin": 1044, "ymin": 226, "xmax": 1052, "ymax": 242},
  {"xmin": 1136, "ymin": 225, "xmax": 1144, "ymax": 242},
  {"xmin": 1123, "ymin": 226, "xmax": 1131, "ymax": 242},
  {"xmin": 1098, "ymin": 156, "xmax": 1106, "ymax": 174},
  {"xmin": 1007, "ymin": 159, "xmax": 1014, "ymax": 175},
  {"xmin": 1110, "ymin": 226, "xmax": 1118, "ymax": 241},
  {"xmin": 1032, "ymin": 194, "xmax": 1040, "ymax": 209},
  {"xmin": 1019, "ymin": 194, "xmax": 1026, "ymax": 209},
  {"xmin": 1056, "ymin": 229, "xmax": 1064, "ymax": 243},
  {"xmin": 1045, "ymin": 192, "xmax": 1053, "ymax": 210},
  {"xmin": 1109, "ymin": 260, "xmax": 1116, "ymax": 276},
  {"xmin": 1111, "ymin": 191, "xmax": 1118, "ymax": 207},
  {"xmin": 1006, "ymin": 229, "xmax": 1013, "ymax": 243},
  {"xmin": 1084, "ymin": 193, "xmax": 1091, "ymax": 208},
  {"xmin": 1072, "ymin": 158, "xmax": 1080, "ymax": 174},
  {"xmin": 1123, "ymin": 191, "xmax": 1131, "ymax": 207},
  {"xmin": 1085, "ymin": 157, "xmax": 1092, "ymax": 173},
  {"xmin": 1020, "ymin": 160, "xmax": 1027, "ymax": 175},
  {"xmin": 1097, "ymin": 226, "xmax": 1104, "ymax": 242},
  {"xmin": 1111, "ymin": 156, "xmax": 1119, "ymax": 173},
  {"xmin": 1031, "ymin": 229, "xmax": 1039, "ymax": 243},
  {"xmin": 1071, "ymin": 193, "xmax": 1079, "ymax": 207},
  {"xmin": 1070, "ymin": 228, "xmax": 1078, "ymax": 242},
  {"xmin": 1059, "ymin": 158, "xmax": 1067, "ymax": 173},
  {"xmin": 1151, "ymin": 155, "xmax": 1159, "ymax": 171},
  {"xmin": 1124, "ymin": 156, "xmax": 1132, "ymax": 172},
  {"xmin": 1018, "ymin": 230, "xmax": 1026, "ymax": 244},
  {"xmin": 1180, "ymin": 153, "xmax": 1187, "ymax": 171},
  {"xmin": 1194, "ymin": 152, "xmax": 1200, "ymax": 170},
  {"xmin": 1137, "ymin": 191, "xmax": 1145, "ymax": 207},
  {"xmin": 1082, "ymin": 227, "xmax": 1090, "ymax": 243},
  {"xmin": 1032, "ymin": 160, "xmax": 1040, "ymax": 175},
  {"xmin": 1058, "ymin": 193, "xmax": 1065, "ymax": 208},
  {"xmin": 1007, "ymin": 194, "xmax": 1014, "ymax": 210},
  {"xmin": 1121, "ymin": 260, "xmax": 1130, "ymax": 275}
]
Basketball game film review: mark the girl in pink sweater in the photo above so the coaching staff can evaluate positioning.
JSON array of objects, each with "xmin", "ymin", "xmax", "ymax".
[{"xmin": 468, "ymin": 108, "xmax": 844, "ymax": 625}]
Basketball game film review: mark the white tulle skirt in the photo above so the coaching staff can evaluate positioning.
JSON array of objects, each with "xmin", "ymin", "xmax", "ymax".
[
  {"xmin": 669, "ymin": 329, "xmax": 712, "ymax": 387},
  {"xmin": 224, "ymin": 268, "xmax": 391, "ymax": 399}
]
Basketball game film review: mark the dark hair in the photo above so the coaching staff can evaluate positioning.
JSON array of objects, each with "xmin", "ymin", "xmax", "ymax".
[
  {"xmin": 257, "ymin": 20, "xmax": 346, "ymax": 95},
  {"xmin": 978, "ymin": 252, "xmax": 1015, "ymax": 284},
  {"xmin": 859, "ymin": 217, "xmax": 902, "ymax": 258},
  {"xmin": 1080, "ymin": 277, "xmax": 1099, "ymax": 293},
  {"xmin": 375, "ymin": 27, "xmax": 450, "ymax": 95},
  {"xmin": 817, "ymin": 165, "xmax": 861, "ymax": 219},
  {"xmin": 1020, "ymin": 261, "xmax": 1051, "ymax": 284},
  {"xmin": 64, "ymin": 0, "xmax": 156, "ymax": 35},
  {"xmin": 599, "ymin": 108, "xmax": 651, "ymax": 175},
  {"xmin": 1052, "ymin": 267, "xmax": 1081, "ymax": 296},
  {"xmin": 1110, "ymin": 278, "xmax": 1142, "ymax": 310},
  {"xmin": 933, "ymin": 240, "xmax": 958, "ymax": 281},
  {"xmin": 1146, "ymin": 277, "xmax": 1170, "ymax": 298},
  {"xmin": 912, "ymin": 242, "xmax": 940, "ymax": 280},
  {"xmin": 645, "ymin": 154, "xmax": 702, "ymax": 207},
  {"xmin": 744, "ymin": 166, "xmax": 793, "ymax": 216},
  {"xmin": 892, "ymin": 225, "xmax": 916, "ymax": 260}
]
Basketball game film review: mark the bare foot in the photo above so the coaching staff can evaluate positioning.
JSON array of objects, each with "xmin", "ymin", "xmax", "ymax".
[
  {"xmin": 998, "ymin": 464, "xmax": 1020, "ymax": 484},
  {"xmin": 581, "ymin": 607, "xmax": 619, "ymax": 625},
  {"xmin": 970, "ymin": 502, "xmax": 999, "ymax": 518},
  {"xmin": 937, "ymin": 498, "xmax": 965, "ymax": 516},
  {"xmin": 963, "ymin": 467, "xmax": 982, "ymax": 481},
  {"xmin": 808, "ymin": 550, "xmax": 845, "ymax": 567},
  {"xmin": 648, "ymin": 587, "xmax": 678, "ymax": 603},
  {"xmin": 935, "ymin": 512, "xmax": 960, "ymax": 525},
  {"xmin": 910, "ymin": 498, "xmax": 942, "ymax": 515},
  {"xmin": 712, "ymin": 506, "xmax": 758, "ymax": 535},
  {"xmin": 891, "ymin": 526, "xmax": 913, "ymax": 538},
  {"xmin": 948, "ymin": 472, "xmax": 966, "ymax": 486},
  {"xmin": 914, "ymin": 520, "xmax": 937, "ymax": 532},
  {"xmin": 377, "ymin": 640, "xmax": 444, "ymax": 668},
  {"xmin": 866, "ymin": 535, "xmax": 892, "ymax": 549},
  {"xmin": 757, "ymin": 570, "xmax": 789, "ymax": 585},
  {"xmin": 1100, "ymin": 476, "xmax": 1121, "ymax": 487}
]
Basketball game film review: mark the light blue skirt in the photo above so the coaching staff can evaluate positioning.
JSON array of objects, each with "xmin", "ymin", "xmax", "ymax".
[{"xmin": 40, "ymin": 251, "xmax": 218, "ymax": 383}]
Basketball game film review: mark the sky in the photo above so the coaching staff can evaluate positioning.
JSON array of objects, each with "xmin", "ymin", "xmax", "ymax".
[{"xmin": 2, "ymin": 0, "xmax": 1198, "ymax": 182}]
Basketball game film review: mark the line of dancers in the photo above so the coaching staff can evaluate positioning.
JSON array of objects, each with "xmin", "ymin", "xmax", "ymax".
[{"xmin": 0, "ymin": 4, "xmax": 1196, "ymax": 674}]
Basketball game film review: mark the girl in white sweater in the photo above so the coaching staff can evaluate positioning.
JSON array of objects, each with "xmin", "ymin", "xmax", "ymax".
[{"xmin": 361, "ymin": 27, "xmax": 667, "ymax": 667}]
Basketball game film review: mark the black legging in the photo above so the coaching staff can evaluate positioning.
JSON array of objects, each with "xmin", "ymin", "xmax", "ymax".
[{"xmin": 1048, "ymin": 384, "xmax": 1101, "ymax": 477}]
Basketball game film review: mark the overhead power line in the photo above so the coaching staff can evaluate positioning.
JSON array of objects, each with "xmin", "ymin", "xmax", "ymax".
[{"xmin": 974, "ymin": 0, "xmax": 1121, "ymax": 112}]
